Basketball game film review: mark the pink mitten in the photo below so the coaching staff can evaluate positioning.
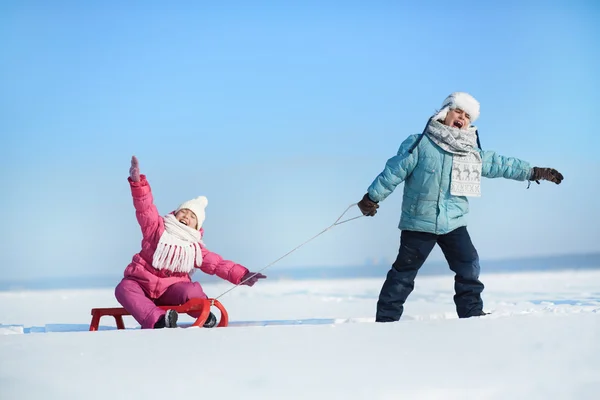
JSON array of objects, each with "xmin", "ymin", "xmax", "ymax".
[
  {"xmin": 240, "ymin": 272, "xmax": 267, "ymax": 287},
  {"xmin": 129, "ymin": 155, "xmax": 140, "ymax": 182}
]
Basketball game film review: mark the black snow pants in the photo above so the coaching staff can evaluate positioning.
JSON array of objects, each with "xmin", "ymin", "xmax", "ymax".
[{"xmin": 376, "ymin": 226, "xmax": 485, "ymax": 322}]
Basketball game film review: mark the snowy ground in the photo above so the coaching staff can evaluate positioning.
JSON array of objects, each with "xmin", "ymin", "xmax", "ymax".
[{"xmin": 1, "ymin": 270, "xmax": 599, "ymax": 399}]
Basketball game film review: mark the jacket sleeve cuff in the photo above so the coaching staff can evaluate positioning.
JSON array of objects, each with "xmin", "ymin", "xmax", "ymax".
[
  {"xmin": 366, "ymin": 191, "xmax": 380, "ymax": 203},
  {"xmin": 231, "ymin": 265, "xmax": 250, "ymax": 284},
  {"xmin": 129, "ymin": 175, "xmax": 150, "ymax": 197}
]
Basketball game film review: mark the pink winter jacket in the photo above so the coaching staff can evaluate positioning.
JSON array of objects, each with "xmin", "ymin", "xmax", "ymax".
[{"xmin": 123, "ymin": 175, "xmax": 249, "ymax": 299}]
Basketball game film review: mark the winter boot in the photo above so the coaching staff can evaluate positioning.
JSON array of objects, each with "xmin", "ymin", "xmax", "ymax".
[
  {"xmin": 203, "ymin": 312, "xmax": 217, "ymax": 328},
  {"xmin": 154, "ymin": 309, "xmax": 179, "ymax": 329}
]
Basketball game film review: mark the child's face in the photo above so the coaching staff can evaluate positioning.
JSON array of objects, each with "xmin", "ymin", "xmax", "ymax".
[
  {"xmin": 175, "ymin": 208, "xmax": 198, "ymax": 230},
  {"xmin": 443, "ymin": 108, "xmax": 471, "ymax": 129}
]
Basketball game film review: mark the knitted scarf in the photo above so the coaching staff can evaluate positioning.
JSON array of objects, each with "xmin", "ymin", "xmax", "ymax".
[
  {"xmin": 425, "ymin": 120, "xmax": 482, "ymax": 197},
  {"xmin": 152, "ymin": 214, "xmax": 203, "ymax": 274}
]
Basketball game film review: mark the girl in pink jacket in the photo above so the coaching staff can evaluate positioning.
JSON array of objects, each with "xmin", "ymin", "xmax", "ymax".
[{"xmin": 115, "ymin": 156, "xmax": 266, "ymax": 329}]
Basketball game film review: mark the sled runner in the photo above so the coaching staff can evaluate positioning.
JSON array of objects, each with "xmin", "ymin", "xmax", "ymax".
[{"xmin": 89, "ymin": 298, "xmax": 228, "ymax": 331}]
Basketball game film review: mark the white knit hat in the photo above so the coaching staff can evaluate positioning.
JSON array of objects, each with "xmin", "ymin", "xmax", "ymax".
[
  {"xmin": 176, "ymin": 196, "xmax": 208, "ymax": 230},
  {"xmin": 433, "ymin": 92, "xmax": 480, "ymax": 123}
]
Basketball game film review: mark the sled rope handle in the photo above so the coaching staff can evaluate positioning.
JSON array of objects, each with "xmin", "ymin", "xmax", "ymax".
[{"xmin": 214, "ymin": 203, "xmax": 363, "ymax": 300}]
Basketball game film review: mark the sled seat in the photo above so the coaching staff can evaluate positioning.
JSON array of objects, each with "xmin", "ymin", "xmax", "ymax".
[{"xmin": 89, "ymin": 298, "xmax": 228, "ymax": 331}]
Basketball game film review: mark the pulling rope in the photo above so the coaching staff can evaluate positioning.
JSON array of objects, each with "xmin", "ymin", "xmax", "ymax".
[{"xmin": 214, "ymin": 203, "xmax": 363, "ymax": 300}]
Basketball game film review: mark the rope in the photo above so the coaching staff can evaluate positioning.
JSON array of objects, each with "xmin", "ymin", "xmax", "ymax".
[{"xmin": 214, "ymin": 203, "xmax": 363, "ymax": 300}]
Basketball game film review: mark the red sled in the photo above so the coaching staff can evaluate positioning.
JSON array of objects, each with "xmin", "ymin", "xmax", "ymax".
[{"xmin": 89, "ymin": 298, "xmax": 228, "ymax": 331}]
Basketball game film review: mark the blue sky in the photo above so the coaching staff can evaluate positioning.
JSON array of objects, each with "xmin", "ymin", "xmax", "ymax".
[{"xmin": 1, "ymin": 0, "xmax": 598, "ymax": 281}]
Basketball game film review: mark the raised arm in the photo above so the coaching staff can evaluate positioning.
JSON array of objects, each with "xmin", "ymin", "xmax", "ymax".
[{"xmin": 128, "ymin": 156, "xmax": 161, "ymax": 238}]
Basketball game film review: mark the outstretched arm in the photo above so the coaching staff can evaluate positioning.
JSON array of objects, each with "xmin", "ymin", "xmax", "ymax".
[
  {"xmin": 197, "ymin": 246, "xmax": 267, "ymax": 286},
  {"xmin": 128, "ymin": 156, "xmax": 161, "ymax": 238},
  {"xmin": 358, "ymin": 134, "xmax": 420, "ymax": 216},
  {"xmin": 368, "ymin": 135, "xmax": 421, "ymax": 201},
  {"xmin": 199, "ymin": 247, "xmax": 249, "ymax": 284},
  {"xmin": 480, "ymin": 150, "xmax": 564, "ymax": 185},
  {"xmin": 480, "ymin": 150, "xmax": 533, "ymax": 181}
]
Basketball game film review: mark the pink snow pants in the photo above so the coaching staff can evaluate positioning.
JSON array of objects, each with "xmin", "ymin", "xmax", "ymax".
[{"xmin": 115, "ymin": 279, "xmax": 208, "ymax": 329}]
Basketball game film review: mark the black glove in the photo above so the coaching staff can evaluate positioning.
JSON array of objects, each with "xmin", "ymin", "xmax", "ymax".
[
  {"xmin": 529, "ymin": 167, "xmax": 564, "ymax": 185},
  {"xmin": 357, "ymin": 193, "xmax": 379, "ymax": 216}
]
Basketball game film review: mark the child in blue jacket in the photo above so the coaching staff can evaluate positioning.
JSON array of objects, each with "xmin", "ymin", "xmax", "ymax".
[{"xmin": 357, "ymin": 92, "xmax": 563, "ymax": 321}]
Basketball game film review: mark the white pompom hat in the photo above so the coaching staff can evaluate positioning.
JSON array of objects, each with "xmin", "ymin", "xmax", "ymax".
[
  {"xmin": 176, "ymin": 196, "xmax": 208, "ymax": 230},
  {"xmin": 433, "ymin": 92, "xmax": 480, "ymax": 123}
]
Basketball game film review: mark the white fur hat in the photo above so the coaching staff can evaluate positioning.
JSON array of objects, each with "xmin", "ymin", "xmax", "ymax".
[
  {"xmin": 176, "ymin": 196, "xmax": 208, "ymax": 230},
  {"xmin": 433, "ymin": 92, "xmax": 480, "ymax": 123}
]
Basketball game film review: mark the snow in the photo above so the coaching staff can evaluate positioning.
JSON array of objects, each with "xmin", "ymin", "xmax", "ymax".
[{"xmin": 1, "ymin": 270, "xmax": 600, "ymax": 399}]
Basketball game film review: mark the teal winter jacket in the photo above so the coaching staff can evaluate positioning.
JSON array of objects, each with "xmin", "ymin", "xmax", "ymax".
[{"xmin": 367, "ymin": 133, "xmax": 533, "ymax": 235}]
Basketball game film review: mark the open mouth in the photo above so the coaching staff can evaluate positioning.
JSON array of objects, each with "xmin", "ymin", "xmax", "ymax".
[
  {"xmin": 179, "ymin": 219, "xmax": 188, "ymax": 226},
  {"xmin": 453, "ymin": 120, "xmax": 463, "ymax": 129}
]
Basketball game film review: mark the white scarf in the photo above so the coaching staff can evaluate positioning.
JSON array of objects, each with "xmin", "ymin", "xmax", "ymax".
[
  {"xmin": 152, "ymin": 214, "xmax": 203, "ymax": 273},
  {"xmin": 425, "ymin": 120, "xmax": 482, "ymax": 197}
]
